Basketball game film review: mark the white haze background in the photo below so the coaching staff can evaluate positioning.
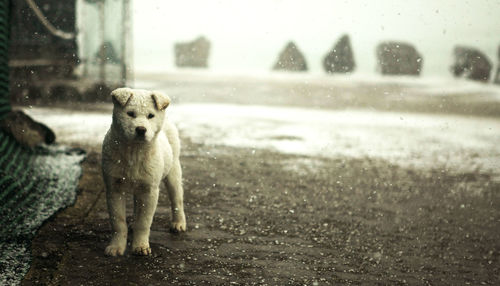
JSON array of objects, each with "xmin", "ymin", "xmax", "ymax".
[{"xmin": 132, "ymin": 0, "xmax": 500, "ymax": 77}]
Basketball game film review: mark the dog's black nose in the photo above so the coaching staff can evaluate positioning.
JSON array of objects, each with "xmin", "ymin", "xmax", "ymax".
[{"xmin": 135, "ymin": 126, "xmax": 147, "ymax": 136}]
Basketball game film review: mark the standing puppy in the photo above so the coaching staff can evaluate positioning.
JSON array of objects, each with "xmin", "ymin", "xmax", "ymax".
[{"xmin": 102, "ymin": 88, "xmax": 186, "ymax": 256}]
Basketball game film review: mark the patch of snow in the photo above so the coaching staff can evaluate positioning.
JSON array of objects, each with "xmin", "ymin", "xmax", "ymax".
[
  {"xmin": 25, "ymin": 103, "xmax": 500, "ymax": 178},
  {"xmin": 172, "ymin": 103, "xmax": 500, "ymax": 177},
  {"xmin": 25, "ymin": 108, "xmax": 111, "ymax": 147}
]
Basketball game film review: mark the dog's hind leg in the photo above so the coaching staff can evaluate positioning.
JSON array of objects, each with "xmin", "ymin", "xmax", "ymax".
[
  {"xmin": 132, "ymin": 186, "xmax": 159, "ymax": 255},
  {"xmin": 165, "ymin": 159, "xmax": 186, "ymax": 232}
]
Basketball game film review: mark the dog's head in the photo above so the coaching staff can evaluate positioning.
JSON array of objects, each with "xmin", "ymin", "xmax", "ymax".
[{"xmin": 110, "ymin": 87, "xmax": 171, "ymax": 143}]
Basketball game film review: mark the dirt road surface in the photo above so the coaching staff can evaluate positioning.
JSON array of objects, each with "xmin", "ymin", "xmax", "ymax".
[{"xmin": 21, "ymin": 74, "xmax": 500, "ymax": 285}]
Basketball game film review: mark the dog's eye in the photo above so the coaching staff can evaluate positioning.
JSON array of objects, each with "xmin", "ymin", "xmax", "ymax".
[
  {"xmin": 127, "ymin": 111, "xmax": 136, "ymax": 118},
  {"xmin": 148, "ymin": 113, "xmax": 155, "ymax": 119}
]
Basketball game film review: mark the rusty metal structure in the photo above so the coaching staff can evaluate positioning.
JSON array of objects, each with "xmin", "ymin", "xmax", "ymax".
[{"xmin": 9, "ymin": 0, "xmax": 132, "ymax": 103}]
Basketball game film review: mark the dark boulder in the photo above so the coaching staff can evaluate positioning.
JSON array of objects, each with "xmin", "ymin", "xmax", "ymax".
[
  {"xmin": 0, "ymin": 110, "xmax": 55, "ymax": 147},
  {"xmin": 174, "ymin": 36, "xmax": 210, "ymax": 68},
  {"xmin": 376, "ymin": 42, "xmax": 422, "ymax": 75},
  {"xmin": 273, "ymin": 42, "xmax": 308, "ymax": 71},
  {"xmin": 451, "ymin": 46, "xmax": 492, "ymax": 82},
  {"xmin": 50, "ymin": 85, "xmax": 82, "ymax": 102},
  {"xmin": 84, "ymin": 83, "xmax": 113, "ymax": 103},
  {"xmin": 95, "ymin": 41, "xmax": 121, "ymax": 64},
  {"xmin": 323, "ymin": 34, "xmax": 355, "ymax": 73}
]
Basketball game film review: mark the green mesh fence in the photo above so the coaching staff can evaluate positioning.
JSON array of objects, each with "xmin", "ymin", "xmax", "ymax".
[
  {"xmin": 0, "ymin": 0, "xmax": 11, "ymax": 118},
  {"xmin": 0, "ymin": 1, "xmax": 86, "ymax": 284},
  {"xmin": 0, "ymin": 136, "xmax": 85, "ymax": 284}
]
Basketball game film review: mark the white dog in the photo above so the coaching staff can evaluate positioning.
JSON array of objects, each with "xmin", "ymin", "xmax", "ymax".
[{"xmin": 102, "ymin": 87, "xmax": 186, "ymax": 256}]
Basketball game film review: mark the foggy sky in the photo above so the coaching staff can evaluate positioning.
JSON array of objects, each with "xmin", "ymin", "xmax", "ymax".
[{"xmin": 133, "ymin": 0, "xmax": 500, "ymax": 76}]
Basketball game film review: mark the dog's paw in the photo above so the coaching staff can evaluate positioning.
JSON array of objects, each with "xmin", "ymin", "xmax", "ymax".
[
  {"xmin": 105, "ymin": 244, "xmax": 126, "ymax": 256},
  {"xmin": 132, "ymin": 244, "xmax": 151, "ymax": 256},
  {"xmin": 170, "ymin": 220, "xmax": 187, "ymax": 233}
]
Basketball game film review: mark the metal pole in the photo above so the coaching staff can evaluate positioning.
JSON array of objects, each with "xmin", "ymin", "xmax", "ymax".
[
  {"xmin": 81, "ymin": 0, "xmax": 89, "ymax": 78},
  {"xmin": 98, "ymin": 0, "xmax": 105, "ymax": 83},
  {"xmin": 120, "ymin": 0, "xmax": 128, "ymax": 86}
]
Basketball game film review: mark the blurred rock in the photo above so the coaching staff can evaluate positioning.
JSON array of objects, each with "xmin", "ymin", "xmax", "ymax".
[
  {"xmin": 451, "ymin": 46, "xmax": 492, "ymax": 82},
  {"xmin": 494, "ymin": 46, "xmax": 500, "ymax": 85},
  {"xmin": 95, "ymin": 41, "xmax": 121, "ymax": 64},
  {"xmin": 323, "ymin": 34, "xmax": 355, "ymax": 73},
  {"xmin": 273, "ymin": 42, "xmax": 308, "ymax": 72},
  {"xmin": 175, "ymin": 36, "xmax": 210, "ymax": 68},
  {"xmin": 376, "ymin": 42, "xmax": 422, "ymax": 75},
  {"xmin": 50, "ymin": 85, "xmax": 82, "ymax": 102},
  {"xmin": 84, "ymin": 83, "xmax": 113, "ymax": 103},
  {"xmin": 0, "ymin": 110, "xmax": 55, "ymax": 147},
  {"xmin": 22, "ymin": 86, "xmax": 43, "ymax": 104}
]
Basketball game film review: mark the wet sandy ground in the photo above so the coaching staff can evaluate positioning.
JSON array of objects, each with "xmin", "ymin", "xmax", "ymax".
[{"xmin": 22, "ymin": 74, "xmax": 500, "ymax": 285}]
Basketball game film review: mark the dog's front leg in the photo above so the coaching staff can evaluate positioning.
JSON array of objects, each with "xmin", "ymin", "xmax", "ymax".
[
  {"xmin": 132, "ymin": 186, "xmax": 159, "ymax": 255},
  {"xmin": 105, "ymin": 179, "xmax": 128, "ymax": 256},
  {"xmin": 165, "ymin": 159, "xmax": 186, "ymax": 232}
]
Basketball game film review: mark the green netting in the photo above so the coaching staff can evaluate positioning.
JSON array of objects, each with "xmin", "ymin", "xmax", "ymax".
[
  {"xmin": 0, "ymin": 135, "xmax": 85, "ymax": 237},
  {"xmin": 0, "ymin": 1, "xmax": 86, "ymax": 284},
  {"xmin": 0, "ymin": 132, "xmax": 85, "ymax": 285},
  {"xmin": 0, "ymin": 0, "xmax": 10, "ymax": 118}
]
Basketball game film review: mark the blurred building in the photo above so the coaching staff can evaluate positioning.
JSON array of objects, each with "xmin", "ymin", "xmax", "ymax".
[{"xmin": 9, "ymin": 0, "xmax": 132, "ymax": 104}]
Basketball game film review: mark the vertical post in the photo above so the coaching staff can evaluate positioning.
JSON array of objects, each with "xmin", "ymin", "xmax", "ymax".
[
  {"xmin": 120, "ymin": 0, "xmax": 128, "ymax": 86},
  {"xmin": 98, "ymin": 0, "xmax": 106, "ymax": 83},
  {"xmin": 80, "ymin": 0, "xmax": 89, "ymax": 78}
]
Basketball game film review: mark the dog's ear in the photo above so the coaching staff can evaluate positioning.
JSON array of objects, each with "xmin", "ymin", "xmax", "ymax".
[
  {"xmin": 151, "ymin": 91, "xmax": 171, "ymax": 110},
  {"xmin": 111, "ymin": 88, "xmax": 133, "ymax": 107}
]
